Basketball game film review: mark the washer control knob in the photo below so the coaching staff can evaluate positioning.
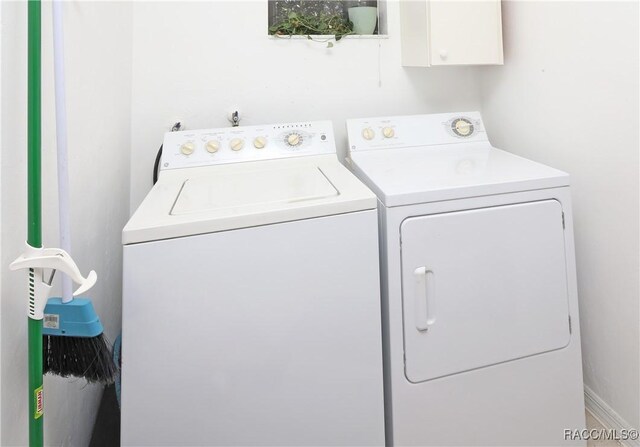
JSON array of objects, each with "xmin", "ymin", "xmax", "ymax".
[
  {"xmin": 362, "ymin": 128, "xmax": 375, "ymax": 140},
  {"xmin": 229, "ymin": 138, "xmax": 244, "ymax": 151},
  {"xmin": 287, "ymin": 133, "xmax": 302, "ymax": 147},
  {"xmin": 180, "ymin": 142, "xmax": 195, "ymax": 156},
  {"xmin": 253, "ymin": 136, "xmax": 267, "ymax": 149},
  {"xmin": 205, "ymin": 140, "xmax": 220, "ymax": 153},
  {"xmin": 382, "ymin": 127, "xmax": 395, "ymax": 138}
]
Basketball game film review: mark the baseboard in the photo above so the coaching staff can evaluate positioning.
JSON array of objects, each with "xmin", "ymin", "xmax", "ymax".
[{"xmin": 584, "ymin": 385, "xmax": 640, "ymax": 447}]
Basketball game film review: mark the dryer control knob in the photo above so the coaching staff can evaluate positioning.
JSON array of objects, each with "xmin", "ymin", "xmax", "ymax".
[
  {"xmin": 180, "ymin": 142, "xmax": 195, "ymax": 156},
  {"xmin": 205, "ymin": 140, "xmax": 220, "ymax": 153},
  {"xmin": 229, "ymin": 138, "xmax": 244, "ymax": 151},
  {"xmin": 253, "ymin": 136, "xmax": 267, "ymax": 149},
  {"xmin": 362, "ymin": 128, "xmax": 375, "ymax": 140},
  {"xmin": 382, "ymin": 127, "xmax": 395, "ymax": 138}
]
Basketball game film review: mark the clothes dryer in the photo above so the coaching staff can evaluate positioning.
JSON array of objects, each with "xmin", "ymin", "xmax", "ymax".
[{"xmin": 345, "ymin": 112, "xmax": 585, "ymax": 446}]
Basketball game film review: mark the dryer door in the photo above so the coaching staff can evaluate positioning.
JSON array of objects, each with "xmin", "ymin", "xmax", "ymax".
[{"xmin": 401, "ymin": 200, "xmax": 571, "ymax": 383}]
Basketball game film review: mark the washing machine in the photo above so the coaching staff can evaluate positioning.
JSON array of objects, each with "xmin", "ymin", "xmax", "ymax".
[
  {"xmin": 121, "ymin": 121, "xmax": 385, "ymax": 446},
  {"xmin": 345, "ymin": 112, "xmax": 586, "ymax": 446}
]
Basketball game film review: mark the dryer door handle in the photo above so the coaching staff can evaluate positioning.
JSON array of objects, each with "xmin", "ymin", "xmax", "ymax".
[{"xmin": 414, "ymin": 267, "xmax": 436, "ymax": 331}]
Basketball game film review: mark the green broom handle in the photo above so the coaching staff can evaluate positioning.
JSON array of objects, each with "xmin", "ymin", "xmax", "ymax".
[{"xmin": 27, "ymin": 0, "xmax": 44, "ymax": 446}]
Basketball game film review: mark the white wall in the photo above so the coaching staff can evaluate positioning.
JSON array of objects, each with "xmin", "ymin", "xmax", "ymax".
[
  {"xmin": 479, "ymin": 1, "xmax": 639, "ymax": 429},
  {"xmin": 1, "ymin": 2, "xmax": 131, "ymax": 445},
  {"xmin": 129, "ymin": 0, "xmax": 483, "ymax": 211}
]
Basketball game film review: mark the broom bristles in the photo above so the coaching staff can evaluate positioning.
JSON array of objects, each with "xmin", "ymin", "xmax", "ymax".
[{"xmin": 43, "ymin": 334, "xmax": 118, "ymax": 384}]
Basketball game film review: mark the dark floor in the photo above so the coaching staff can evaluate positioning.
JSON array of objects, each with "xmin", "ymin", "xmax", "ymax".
[{"xmin": 89, "ymin": 384, "xmax": 120, "ymax": 447}]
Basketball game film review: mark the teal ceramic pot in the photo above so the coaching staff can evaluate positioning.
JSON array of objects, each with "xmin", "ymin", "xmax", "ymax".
[{"xmin": 348, "ymin": 6, "xmax": 378, "ymax": 35}]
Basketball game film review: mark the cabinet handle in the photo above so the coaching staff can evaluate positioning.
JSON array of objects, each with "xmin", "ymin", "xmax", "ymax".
[{"xmin": 414, "ymin": 267, "xmax": 436, "ymax": 331}]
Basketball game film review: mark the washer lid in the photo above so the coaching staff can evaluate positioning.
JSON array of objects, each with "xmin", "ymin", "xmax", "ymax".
[
  {"xmin": 348, "ymin": 143, "xmax": 570, "ymax": 207},
  {"xmin": 171, "ymin": 165, "xmax": 338, "ymax": 216},
  {"xmin": 123, "ymin": 155, "xmax": 376, "ymax": 244}
]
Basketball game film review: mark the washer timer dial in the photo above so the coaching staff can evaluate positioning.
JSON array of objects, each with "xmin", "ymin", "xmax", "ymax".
[{"xmin": 286, "ymin": 132, "xmax": 303, "ymax": 147}]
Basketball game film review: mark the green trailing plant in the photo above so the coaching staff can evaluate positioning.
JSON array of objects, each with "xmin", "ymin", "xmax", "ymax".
[{"xmin": 270, "ymin": 11, "xmax": 354, "ymax": 48}]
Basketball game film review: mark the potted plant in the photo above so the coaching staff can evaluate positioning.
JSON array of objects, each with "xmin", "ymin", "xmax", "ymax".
[
  {"xmin": 347, "ymin": 0, "xmax": 378, "ymax": 35},
  {"xmin": 269, "ymin": 11, "xmax": 354, "ymax": 48}
]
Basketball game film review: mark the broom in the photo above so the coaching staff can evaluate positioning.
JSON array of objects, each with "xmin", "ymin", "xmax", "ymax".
[
  {"xmin": 41, "ymin": 0, "xmax": 117, "ymax": 384},
  {"xmin": 9, "ymin": 4, "xmax": 106, "ymax": 442}
]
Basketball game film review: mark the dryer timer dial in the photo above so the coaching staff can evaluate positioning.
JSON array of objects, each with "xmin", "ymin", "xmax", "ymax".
[{"xmin": 451, "ymin": 118, "xmax": 475, "ymax": 137}]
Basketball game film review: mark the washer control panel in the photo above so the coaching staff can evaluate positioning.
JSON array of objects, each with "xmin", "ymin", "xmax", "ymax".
[
  {"xmin": 162, "ymin": 120, "xmax": 336, "ymax": 170},
  {"xmin": 347, "ymin": 112, "xmax": 488, "ymax": 152}
]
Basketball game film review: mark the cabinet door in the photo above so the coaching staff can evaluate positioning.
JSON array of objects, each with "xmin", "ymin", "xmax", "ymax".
[
  {"xmin": 429, "ymin": 0, "xmax": 503, "ymax": 65},
  {"xmin": 401, "ymin": 200, "xmax": 570, "ymax": 383}
]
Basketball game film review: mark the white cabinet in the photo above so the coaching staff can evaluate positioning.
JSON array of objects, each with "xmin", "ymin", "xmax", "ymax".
[{"xmin": 400, "ymin": 0, "xmax": 504, "ymax": 66}]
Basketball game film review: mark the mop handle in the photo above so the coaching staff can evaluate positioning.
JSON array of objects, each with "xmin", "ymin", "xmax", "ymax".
[{"xmin": 52, "ymin": 0, "xmax": 73, "ymax": 303}]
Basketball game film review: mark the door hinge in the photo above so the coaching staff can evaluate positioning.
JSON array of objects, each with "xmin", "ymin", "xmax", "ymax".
[
  {"xmin": 568, "ymin": 315, "xmax": 572, "ymax": 334},
  {"xmin": 562, "ymin": 212, "xmax": 566, "ymax": 229}
]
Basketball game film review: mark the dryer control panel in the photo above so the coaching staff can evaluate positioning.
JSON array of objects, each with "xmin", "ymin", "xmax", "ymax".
[
  {"xmin": 347, "ymin": 111, "xmax": 488, "ymax": 152},
  {"xmin": 162, "ymin": 121, "xmax": 336, "ymax": 170}
]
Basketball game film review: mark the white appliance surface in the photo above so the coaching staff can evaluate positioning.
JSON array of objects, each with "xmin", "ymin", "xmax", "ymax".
[
  {"xmin": 345, "ymin": 112, "xmax": 586, "ymax": 446},
  {"xmin": 348, "ymin": 143, "xmax": 569, "ymax": 207},
  {"xmin": 171, "ymin": 165, "xmax": 338, "ymax": 215},
  {"xmin": 346, "ymin": 112, "xmax": 568, "ymax": 207},
  {"xmin": 122, "ymin": 120, "xmax": 385, "ymax": 446},
  {"xmin": 123, "ymin": 121, "xmax": 376, "ymax": 244},
  {"xmin": 402, "ymin": 199, "xmax": 570, "ymax": 383},
  {"xmin": 122, "ymin": 210, "xmax": 384, "ymax": 446}
]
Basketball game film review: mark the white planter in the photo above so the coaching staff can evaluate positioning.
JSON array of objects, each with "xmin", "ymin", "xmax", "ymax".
[{"xmin": 348, "ymin": 6, "xmax": 378, "ymax": 35}]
